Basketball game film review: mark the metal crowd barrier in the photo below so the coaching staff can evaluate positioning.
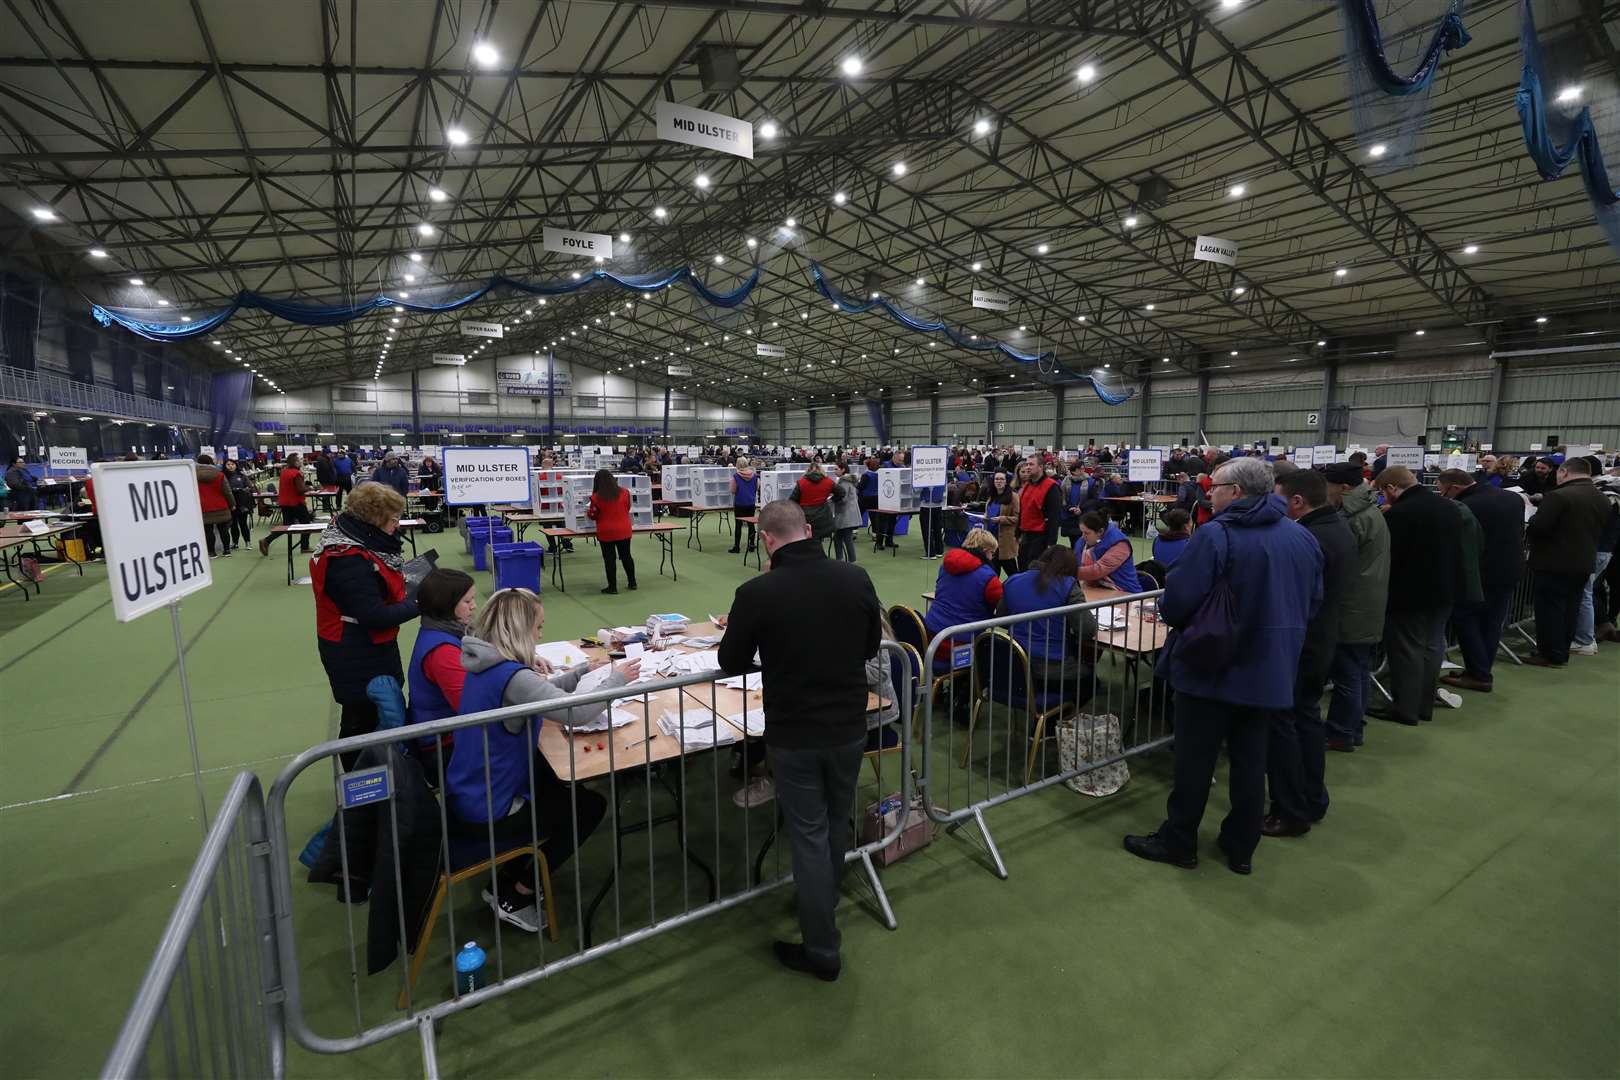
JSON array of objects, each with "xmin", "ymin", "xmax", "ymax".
[
  {"xmin": 102, "ymin": 772, "xmax": 286, "ymax": 1079},
  {"xmin": 255, "ymin": 643, "xmax": 914, "ymax": 1072},
  {"xmin": 915, "ymin": 589, "xmax": 1173, "ymax": 878}
]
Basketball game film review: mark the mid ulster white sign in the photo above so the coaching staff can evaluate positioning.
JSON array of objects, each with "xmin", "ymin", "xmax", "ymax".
[
  {"xmin": 543, "ymin": 227, "xmax": 613, "ymax": 259},
  {"xmin": 1190, "ymin": 235, "xmax": 1240, "ymax": 266},
  {"xmin": 1127, "ymin": 449, "xmax": 1163, "ymax": 483},
  {"xmin": 460, "ymin": 320, "xmax": 505, "ymax": 339},
  {"xmin": 656, "ymin": 100, "xmax": 753, "ymax": 159},
  {"xmin": 442, "ymin": 447, "xmax": 532, "ymax": 507},
  {"xmin": 971, "ymin": 289, "xmax": 1012, "ymax": 311},
  {"xmin": 911, "ymin": 446, "xmax": 949, "ymax": 488},
  {"xmin": 92, "ymin": 459, "xmax": 212, "ymax": 622}
]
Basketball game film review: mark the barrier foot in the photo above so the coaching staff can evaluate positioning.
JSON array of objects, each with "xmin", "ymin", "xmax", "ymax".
[
  {"xmin": 962, "ymin": 806, "xmax": 1008, "ymax": 880},
  {"xmin": 858, "ymin": 850, "xmax": 897, "ymax": 930},
  {"xmin": 1498, "ymin": 639, "xmax": 1523, "ymax": 666},
  {"xmin": 418, "ymin": 1017, "xmax": 440, "ymax": 1080}
]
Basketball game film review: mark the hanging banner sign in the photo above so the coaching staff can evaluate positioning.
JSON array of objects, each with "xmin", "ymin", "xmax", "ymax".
[
  {"xmin": 971, "ymin": 289, "xmax": 1012, "ymax": 311},
  {"xmin": 667, "ymin": 364, "xmax": 694, "ymax": 376},
  {"xmin": 48, "ymin": 446, "xmax": 89, "ymax": 473},
  {"xmin": 442, "ymin": 447, "xmax": 533, "ymax": 507},
  {"xmin": 1386, "ymin": 446, "xmax": 1425, "ymax": 471},
  {"xmin": 656, "ymin": 100, "xmax": 753, "ymax": 159},
  {"xmin": 460, "ymin": 320, "xmax": 505, "ymax": 339},
  {"xmin": 91, "ymin": 459, "xmax": 212, "ymax": 622},
  {"xmin": 432, "ymin": 353, "xmax": 467, "ymax": 366},
  {"xmin": 542, "ymin": 228, "xmax": 613, "ymax": 259},
  {"xmin": 1127, "ymin": 449, "xmax": 1163, "ymax": 483},
  {"xmin": 756, "ymin": 343, "xmax": 787, "ymax": 358},
  {"xmin": 911, "ymin": 445, "xmax": 949, "ymax": 488},
  {"xmin": 496, "ymin": 368, "xmax": 572, "ymax": 397},
  {"xmin": 1190, "ymin": 235, "xmax": 1240, "ymax": 266}
]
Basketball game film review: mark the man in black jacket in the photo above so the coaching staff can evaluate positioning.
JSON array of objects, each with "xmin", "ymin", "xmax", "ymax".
[
  {"xmin": 718, "ymin": 499, "xmax": 881, "ymax": 981},
  {"xmin": 1265, "ymin": 469, "xmax": 1357, "ymax": 837},
  {"xmin": 1369, "ymin": 467, "xmax": 1461, "ymax": 726},
  {"xmin": 1525, "ymin": 457, "xmax": 1613, "ymax": 665},
  {"xmin": 1438, "ymin": 469, "xmax": 1526, "ymax": 691}
]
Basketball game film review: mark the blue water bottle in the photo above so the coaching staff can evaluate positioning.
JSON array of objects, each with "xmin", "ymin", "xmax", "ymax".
[{"xmin": 454, "ymin": 941, "xmax": 487, "ymax": 994}]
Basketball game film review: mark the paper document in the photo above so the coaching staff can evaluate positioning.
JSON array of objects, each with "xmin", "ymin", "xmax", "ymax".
[
  {"xmin": 535, "ymin": 641, "xmax": 589, "ymax": 668},
  {"xmin": 1094, "ymin": 607, "xmax": 1123, "ymax": 630},
  {"xmin": 726, "ymin": 709, "xmax": 765, "ymax": 737},
  {"xmin": 716, "ymin": 672, "xmax": 763, "ymax": 692},
  {"xmin": 656, "ymin": 708, "xmax": 738, "ymax": 747}
]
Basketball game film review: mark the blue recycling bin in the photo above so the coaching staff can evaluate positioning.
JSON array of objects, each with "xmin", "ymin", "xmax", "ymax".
[
  {"xmin": 490, "ymin": 541, "xmax": 544, "ymax": 593},
  {"xmin": 471, "ymin": 526, "xmax": 514, "ymax": 571},
  {"xmin": 461, "ymin": 516, "xmax": 498, "ymax": 554}
]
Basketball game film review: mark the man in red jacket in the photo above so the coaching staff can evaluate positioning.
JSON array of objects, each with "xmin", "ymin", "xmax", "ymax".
[
  {"xmin": 1015, "ymin": 457, "xmax": 1062, "ymax": 570},
  {"xmin": 260, "ymin": 452, "xmax": 314, "ymax": 555}
]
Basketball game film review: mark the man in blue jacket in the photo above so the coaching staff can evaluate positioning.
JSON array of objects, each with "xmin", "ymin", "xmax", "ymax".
[{"xmin": 1125, "ymin": 458, "xmax": 1321, "ymax": 875}]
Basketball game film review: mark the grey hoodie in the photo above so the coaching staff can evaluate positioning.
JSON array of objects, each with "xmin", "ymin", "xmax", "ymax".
[
  {"xmin": 460, "ymin": 635, "xmax": 628, "ymax": 733},
  {"xmin": 1336, "ymin": 481, "xmax": 1391, "ymax": 645}
]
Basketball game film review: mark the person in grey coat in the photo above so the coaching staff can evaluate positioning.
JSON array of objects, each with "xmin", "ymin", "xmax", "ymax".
[{"xmin": 832, "ymin": 462, "xmax": 863, "ymax": 562}]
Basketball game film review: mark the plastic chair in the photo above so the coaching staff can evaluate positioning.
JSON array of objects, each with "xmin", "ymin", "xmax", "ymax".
[
  {"xmin": 400, "ymin": 840, "xmax": 559, "ymax": 1007},
  {"xmin": 961, "ymin": 629, "xmax": 1070, "ymax": 785},
  {"xmin": 889, "ymin": 603, "xmax": 970, "ymax": 716},
  {"xmin": 1135, "ymin": 568, "xmax": 1160, "ymax": 593}
]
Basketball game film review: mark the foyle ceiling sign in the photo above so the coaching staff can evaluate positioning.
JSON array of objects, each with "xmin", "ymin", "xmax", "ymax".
[{"xmin": 542, "ymin": 227, "xmax": 613, "ymax": 259}]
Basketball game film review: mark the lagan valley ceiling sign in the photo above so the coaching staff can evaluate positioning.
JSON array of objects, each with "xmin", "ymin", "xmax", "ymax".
[
  {"xmin": 656, "ymin": 100, "xmax": 753, "ymax": 159},
  {"xmin": 1190, "ymin": 235, "xmax": 1240, "ymax": 266}
]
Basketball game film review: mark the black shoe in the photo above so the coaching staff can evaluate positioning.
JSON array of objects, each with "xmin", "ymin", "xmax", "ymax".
[
  {"xmin": 1325, "ymin": 737, "xmax": 1355, "ymax": 753},
  {"xmin": 1216, "ymin": 835, "xmax": 1253, "ymax": 875},
  {"xmin": 627, "ymin": 581, "xmax": 637, "ymax": 591},
  {"xmin": 1123, "ymin": 832, "xmax": 1197, "ymax": 869},
  {"xmin": 1261, "ymin": 814, "xmax": 1310, "ymax": 838},
  {"xmin": 1365, "ymin": 704, "xmax": 1418, "ymax": 727},
  {"xmin": 772, "ymin": 940, "xmax": 839, "ymax": 982},
  {"xmin": 727, "ymin": 547, "xmax": 741, "ymax": 554},
  {"xmin": 601, "ymin": 586, "xmax": 618, "ymax": 595}
]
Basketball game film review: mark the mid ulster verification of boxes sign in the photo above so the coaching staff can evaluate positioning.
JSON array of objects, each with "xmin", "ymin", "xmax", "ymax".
[
  {"xmin": 452, "ymin": 462, "xmax": 523, "ymax": 474},
  {"xmin": 117, "ymin": 541, "xmax": 207, "ymax": 602}
]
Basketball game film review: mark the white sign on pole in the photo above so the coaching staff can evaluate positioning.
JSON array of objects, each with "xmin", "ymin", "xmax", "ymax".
[
  {"xmin": 432, "ymin": 353, "xmax": 468, "ymax": 366},
  {"xmin": 1387, "ymin": 446, "xmax": 1425, "ymax": 471},
  {"xmin": 1480, "ymin": 443, "xmax": 1493, "ymax": 452},
  {"xmin": 1292, "ymin": 448, "xmax": 1314, "ymax": 467},
  {"xmin": 756, "ymin": 343, "xmax": 787, "ymax": 358},
  {"xmin": 460, "ymin": 320, "xmax": 505, "ymax": 339},
  {"xmin": 200, "ymin": 445, "xmax": 216, "ymax": 460},
  {"xmin": 656, "ymin": 99, "xmax": 753, "ymax": 159},
  {"xmin": 542, "ymin": 227, "xmax": 613, "ymax": 259},
  {"xmin": 911, "ymin": 445, "xmax": 948, "ymax": 488},
  {"xmin": 971, "ymin": 289, "xmax": 1012, "ymax": 311},
  {"xmin": 91, "ymin": 459, "xmax": 212, "ymax": 622},
  {"xmin": 48, "ymin": 446, "xmax": 89, "ymax": 473},
  {"xmin": 1190, "ymin": 235, "xmax": 1240, "ymax": 266},
  {"xmin": 1314, "ymin": 444, "xmax": 1335, "ymax": 464},
  {"xmin": 226, "ymin": 446, "xmax": 239, "ymax": 460},
  {"xmin": 1127, "ymin": 448, "xmax": 1163, "ymax": 483},
  {"xmin": 442, "ymin": 446, "xmax": 532, "ymax": 507}
]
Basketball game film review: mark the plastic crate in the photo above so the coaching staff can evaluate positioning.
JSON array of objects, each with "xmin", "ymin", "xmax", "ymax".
[
  {"xmin": 472, "ymin": 525, "xmax": 514, "ymax": 571},
  {"xmin": 491, "ymin": 541, "xmax": 544, "ymax": 593}
]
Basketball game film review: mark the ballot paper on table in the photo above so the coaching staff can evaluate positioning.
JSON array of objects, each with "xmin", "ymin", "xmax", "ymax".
[
  {"xmin": 554, "ymin": 665, "xmax": 642, "ymax": 732},
  {"xmin": 1094, "ymin": 606, "xmax": 1124, "ymax": 630},
  {"xmin": 716, "ymin": 672, "xmax": 763, "ymax": 692},
  {"xmin": 657, "ymin": 707, "xmax": 739, "ymax": 747},
  {"xmin": 725, "ymin": 708, "xmax": 765, "ymax": 737},
  {"xmin": 681, "ymin": 634, "xmax": 723, "ymax": 648},
  {"xmin": 535, "ymin": 641, "xmax": 589, "ymax": 668}
]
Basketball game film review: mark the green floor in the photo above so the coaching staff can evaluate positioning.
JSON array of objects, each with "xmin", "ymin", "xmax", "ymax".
[{"xmin": 2, "ymin": 520, "xmax": 1617, "ymax": 1079}]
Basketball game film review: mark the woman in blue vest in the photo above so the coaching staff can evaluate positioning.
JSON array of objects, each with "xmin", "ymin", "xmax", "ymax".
[
  {"xmin": 1077, "ymin": 511, "xmax": 1144, "ymax": 593},
  {"xmin": 405, "ymin": 568, "xmax": 477, "ymax": 775},
  {"xmin": 996, "ymin": 545, "xmax": 1096, "ymax": 689},
  {"xmin": 444, "ymin": 589, "xmax": 637, "ymax": 933},
  {"xmin": 924, "ymin": 529, "xmax": 1004, "ymax": 673},
  {"xmin": 729, "ymin": 456, "xmax": 759, "ymax": 553}
]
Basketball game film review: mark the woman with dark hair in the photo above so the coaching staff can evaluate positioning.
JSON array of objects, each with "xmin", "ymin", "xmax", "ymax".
[
  {"xmin": 587, "ymin": 468, "xmax": 636, "ymax": 594},
  {"xmin": 984, "ymin": 471, "xmax": 1020, "ymax": 576},
  {"xmin": 223, "ymin": 458, "xmax": 255, "ymax": 551},
  {"xmin": 791, "ymin": 460, "xmax": 839, "ymax": 542},
  {"xmin": 997, "ymin": 544, "xmax": 1095, "ymax": 688},
  {"xmin": 1077, "ymin": 510, "xmax": 1143, "ymax": 593},
  {"xmin": 406, "ymin": 568, "xmax": 477, "ymax": 773},
  {"xmin": 857, "ymin": 456, "xmax": 880, "ymax": 539},
  {"xmin": 195, "ymin": 454, "xmax": 236, "ymax": 558},
  {"xmin": 417, "ymin": 456, "xmax": 442, "ymax": 513}
]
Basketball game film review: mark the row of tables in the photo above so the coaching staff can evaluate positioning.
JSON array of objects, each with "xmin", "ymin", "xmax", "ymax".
[{"xmin": 0, "ymin": 514, "xmax": 88, "ymax": 601}]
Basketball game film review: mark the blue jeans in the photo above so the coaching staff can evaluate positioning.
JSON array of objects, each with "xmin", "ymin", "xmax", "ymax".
[
  {"xmin": 1324, "ymin": 642, "xmax": 1373, "ymax": 744},
  {"xmin": 1453, "ymin": 583, "xmax": 1515, "ymax": 681},
  {"xmin": 1575, "ymin": 552, "xmax": 1612, "ymax": 646}
]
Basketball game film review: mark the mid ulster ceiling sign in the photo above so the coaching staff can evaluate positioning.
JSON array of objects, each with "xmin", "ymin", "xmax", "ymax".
[
  {"xmin": 1190, "ymin": 235, "xmax": 1240, "ymax": 266},
  {"xmin": 460, "ymin": 320, "xmax": 504, "ymax": 339},
  {"xmin": 971, "ymin": 289, "xmax": 1012, "ymax": 311},
  {"xmin": 542, "ymin": 227, "xmax": 612, "ymax": 259},
  {"xmin": 657, "ymin": 100, "xmax": 753, "ymax": 159}
]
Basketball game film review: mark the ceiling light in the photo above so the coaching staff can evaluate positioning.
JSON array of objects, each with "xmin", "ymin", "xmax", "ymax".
[
  {"xmin": 1334, "ymin": 267, "xmax": 1348, "ymax": 277},
  {"xmin": 1463, "ymin": 244, "xmax": 1478, "ymax": 255},
  {"xmin": 1369, "ymin": 144, "xmax": 1387, "ymax": 158},
  {"xmin": 571, "ymin": 271, "xmax": 580, "ymax": 280},
  {"xmin": 1222, "ymin": 0, "xmax": 1241, "ymax": 9},
  {"xmin": 713, "ymin": 254, "xmax": 724, "ymax": 264},
  {"xmin": 1162, "ymin": 357, "xmax": 1170, "ymax": 363},
  {"xmin": 694, "ymin": 173, "xmax": 711, "ymax": 189},
  {"xmin": 1316, "ymin": 339, "xmax": 1327, "ymax": 346},
  {"xmin": 409, "ymin": 252, "xmax": 422, "ymax": 262},
  {"xmin": 472, "ymin": 42, "xmax": 499, "ymax": 66},
  {"xmin": 1414, "ymin": 329, "xmax": 1426, "ymax": 336},
  {"xmin": 1036, "ymin": 243, "xmax": 1049, "ymax": 254},
  {"xmin": 784, "ymin": 217, "xmax": 796, "ymax": 228},
  {"xmin": 833, "ymin": 191, "xmax": 847, "ymax": 205},
  {"xmin": 973, "ymin": 118, "xmax": 992, "ymax": 136},
  {"xmin": 1144, "ymin": 304, "xmax": 1155, "ymax": 311},
  {"xmin": 971, "ymin": 261, "xmax": 982, "ymax": 272},
  {"xmin": 618, "ymin": 232, "xmax": 630, "ymax": 243},
  {"xmin": 1555, "ymin": 85, "xmax": 1583, "ymax": 104},
  {"xmin": 418, "ymin": 222, "xmax": 437, "ymax": 237},
  {"xmin": 31, "ymin": 207, "xmax": 57, "ymax": 222},
  {"xmin": 1229, "ymin": 184, "xmax": 1245, "ymax": 197},
  {"xmin": 180, "ymin": 316, "xmax": 191, "ymax": 322},
  {"xmin": 1077, "ymin": 64, "xmax": 1097, "ymax": 83},
  {"xmin": 129, "ymin": 278, "xmax": 144, "ymax": 286},
  {"xmin": 746, "ymin": 237, "xmax": 758, "ymax": 249},
  {"xmin": 841, "ymin": 57, "xmax": 863, "ymax": 76},
  {"xmin": 1535, "ymin": 316, "xmax": 1548, "ymax": 323},
  {"xmin": 88, "ymin": 248, "xmax": 107, "ymax": 258},
  {"xmin": 446, "ymin": 127, "xmax": 469, "ymax": 145},
  {"xmin": 157, "ymin": 299, "xmax": 169, "ymax": 306},
  {"xmin": 759, "ymin": 120, "xmax": 778, "ymax": 139},
  {"xmin": 1233, "ymin": 286, "xmax": 1246, "ymax": 295},
  {"xmin": 1123, "ymin": 216, "xmax": 1138, "ymax": 228},
  {"xmin": 1018, "ymin": 325, "xmax": 1026, "ymax": 331},
  {"xmin": 653, "ymin": 206, "xmax": 667, "ymax": 219},
  {"xmin": 1230, "ymin": 350, "xmax": 1239, "ymax": 356},
  {"xmin": 801, "ymin": 312, "xmax": 809, "ymax": 320},
  {"xmin": 915, "ymin": 278, "xmax": 924, "ymax": 286},
  {"xmin": 428, "ymin": 187, "xmax": 447, "ymax": 202},
  {"xmin": 891, "ymin": 162, "xmax": 907, "ymax": 177}
]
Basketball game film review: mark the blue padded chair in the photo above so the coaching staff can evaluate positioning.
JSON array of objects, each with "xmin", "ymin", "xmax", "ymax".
[{"xmin": 961, "ymin": 630, "xmax": 1071, "ymax": 785}]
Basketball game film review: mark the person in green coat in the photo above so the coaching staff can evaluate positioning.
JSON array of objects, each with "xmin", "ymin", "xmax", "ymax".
[{"xmin": 1321, "ymin": 463, "xmax": 1391, "ymax": 751}]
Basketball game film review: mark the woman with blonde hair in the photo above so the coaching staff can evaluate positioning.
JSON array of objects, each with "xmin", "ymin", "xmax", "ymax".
[
  {"xmin": 444, "ymin": 588, "xmax": 638, "ymax": 932},
  {"xmin": 922, "ymin": 527, "xmax": 1005, "ymax": 671}
]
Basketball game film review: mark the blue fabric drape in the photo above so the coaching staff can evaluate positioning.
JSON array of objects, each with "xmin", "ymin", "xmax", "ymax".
[
  {"xmin": 1345, "ymin": 0, "xmax": 1470, "ymax": 96},
  {"xmin": 865, "ymin": 399, "xmax": 889, "ymax": 445},
  {"xmin": 1516, "ymin": 18, "xmax": 1618, "ymax": 204},
  {"xmin": 91, "ymin": 266, "xmax": 762, "ymax": 343},
  {"xmin": 209, "ymin": 370, "xmax": 254, "ymax": 446}
]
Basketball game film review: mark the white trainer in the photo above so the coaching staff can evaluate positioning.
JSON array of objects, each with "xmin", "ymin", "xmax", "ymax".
[{"xmin": 732, "ymin": 776, "xmax": 776, "ymax": 808}]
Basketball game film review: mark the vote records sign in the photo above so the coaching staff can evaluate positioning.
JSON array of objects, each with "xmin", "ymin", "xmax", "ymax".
[
  {"xmin": 48, "ymin": 446, "xmax": 89, "ymax": 472},
  {"xmin": 542, "ymin": 227, "xmax": 613, "ymax": 259},
  {"xmin": 91, "ymin": 459, "xmax": 212, "ymax": 622},
  {"xmin": 1126, "ymin": 448, "xmax": 1163, "ymax": 483},
  {"xmin": 656, "ymin": 100, "xmax": 753, "ymax": 159},
  {"xmin": 442, "ymin": 446, "xmax": 532, "ymax": 507},
  {"xmin": 911, "ymin": 445, "xmax": 949, "ymax": 488}
]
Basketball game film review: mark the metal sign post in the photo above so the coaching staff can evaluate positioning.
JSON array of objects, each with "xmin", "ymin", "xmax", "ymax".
[{"xmin": 168, "ymin": 599, "xmax": 209, "ymax": 832}]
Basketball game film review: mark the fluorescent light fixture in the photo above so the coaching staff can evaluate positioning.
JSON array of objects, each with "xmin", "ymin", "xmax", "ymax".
[
  {"xmin": 129, "ymin": 277, "xmax": 144, "ymax": 286},
  {"xmin": 1077, "ymin": 64, "xmax": 1097, "ymax": 83},
  {"xmin": 1535, "ymin": 316, "xmax": 1548, "ymax": 323},
  {"xmin": 446, "ymin": 127, "xmax": 469, "ymax": 145},
  {"xmin": 1414, "ymin": 329, "xmax": 1426, "ymax": 336},
  {"xmin": 759, "ymin": 120, "xmax": 778, "ymax": 139},
  {"xmin": 428, "ymin": 187, "xmax": 447, "ymax": 202},
  {"xmin": 833, "ymin": 191, "xmax": 847, "ymax": 205},
  {"xmin": 1229, "ymin": 184, "xmax": 1246, "ymax": 197},
  {"xmin": 88, "ymin": 248, "xmax": 107, "ymax": 258},
  {"xmin": 31, "ymin": 207, "xmax": 57, "ymax": 222},
  {"xmin": 891, "ymin": 162, "xmax": 907, "ymax": 177},
  {"xmin": 472, "ymin": 42, "xmax": 498, "ymax": 66},
  {"xmin": 841, "ymin": 56, "xmax": 863, "ymax": 76}
]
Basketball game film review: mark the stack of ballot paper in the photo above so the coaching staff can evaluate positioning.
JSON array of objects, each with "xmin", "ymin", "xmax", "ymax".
[
  {"xmin": 716, "ymin": 672, "xmax": 762, "ymax": 692},
  {"xmin": 656, "ymin": 708, "xmax": 738, "ymax": 747}
]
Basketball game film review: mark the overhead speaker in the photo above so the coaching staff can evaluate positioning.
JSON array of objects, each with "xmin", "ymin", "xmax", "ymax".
[
  {"xmin": 1135, "ymin": 175, "xmax": 1173, "ymax": 209},
  {"xmin": 862, "ymin": 269, "xmax": 884, "ymax": 298},
  {"xmin": 698, "ymin": 45, "xmax": 741, "ymax": 92}
]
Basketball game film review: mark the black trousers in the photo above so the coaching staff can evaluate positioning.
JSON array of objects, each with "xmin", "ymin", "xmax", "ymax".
[
  {"xmin": 1016, "ymin": 530, "xmax": 1049, "ymax": 571},
  {"xmin": 282, "ymin": 504, "xmax": 313, "ymax": 551},
  {"xmin": 1160, "ymin": 691, "xmax": 1267, "ymax": 863},
  {"xmin": 1383, "ymin": 606, "xmax": 1448, "ymax": 723},
  {"xmin": 768, "ymin": 737, "xmax": 865, "ymax": 966},
  {"xmin": 1267, "ymin": 697, "xmax": 1327, "ymax": 826},
  {"xmin": 1533, "ymin": 571, "xmax": 1587, "ymax": 664},
  {"xmin": 335, "ymin": 477, "xmax": 352, "ymax": 506},
  {"xmin": 919, "ymin": 507, "xmax": 944, "ymax": 557},
  {"xmin": 338, "ymin": 701, "xmax": 379, "ymax": 770},
  {"xmin": 1453, "ymin": 583, "xmax": 1515, "ymax": 681},
  {"xmin": 204, "ymin": 522, "xmax": 233, "ymax": 556},
  {"xmin": 733, "ymin": 505, "xmax": 756, "ymax": 550},
  {"xmin": 230, "ymin": 508, "xmax": 253, "ymax": 545},
  {"xmin": 599, "ymin": 537, "xmax": 636, "ymax": 589},
  {"xmin": 452, "ymin": 754, "xmax": 607, "ymax": 884}
]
